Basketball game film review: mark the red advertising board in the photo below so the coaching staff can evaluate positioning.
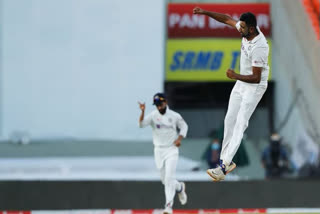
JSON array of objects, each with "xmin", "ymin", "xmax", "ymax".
[
  {"xmin": 167, "ymin": 3, "xmax": 271, "ymax": 38},
  {"xmin": 0, "ymin": 210, "xmax": 269, "ymax": 214}
]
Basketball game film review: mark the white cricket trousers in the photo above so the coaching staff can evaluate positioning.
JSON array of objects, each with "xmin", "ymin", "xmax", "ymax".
[
  {"xmin": 220, "ymin": 81, "xmax": 267, "ymax": 166},
  {"xmin": 154, "ymin": 146, "xmax": 182, "ymax": 207}
]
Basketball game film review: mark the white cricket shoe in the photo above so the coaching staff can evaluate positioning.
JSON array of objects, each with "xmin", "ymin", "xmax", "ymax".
[
  {"xmin": 207, "ymin": 166, "xmax": 225, "ymax": 181},
  {"xmin": 163, "ymin": 204, "xmax": 173, "ymax": 214},
  {"xmin": 177, "ymin": 182, "xmax": 187, "ymax": 205},
  {"xmin": 226, "ymin": 161, "xmax": 237, "ymax": 175},
  {"xmin": 207, "ymin": 161, "xmax": 237, "ymax": 181}
]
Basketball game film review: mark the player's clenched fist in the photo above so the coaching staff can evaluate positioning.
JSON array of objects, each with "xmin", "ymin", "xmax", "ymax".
[
  {"xmin": 174, "ymin": 138, "xmax": 181, "ymax": 147},
  {"xmin": 226, "ymin": 68, "xmax": 236, "ymax": 80},
  {"xmin": 193, "ymin": 7, "xmax": 204, "ymax": 14}
]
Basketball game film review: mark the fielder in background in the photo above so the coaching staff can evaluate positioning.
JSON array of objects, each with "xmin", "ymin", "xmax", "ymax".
[
  {"xmin": 193, "ymin": 7, "xmax": 270, "ymax": 181},
  {"xmin": 138, "ymin": 93, "xmax": 188, "ymax": 214}
]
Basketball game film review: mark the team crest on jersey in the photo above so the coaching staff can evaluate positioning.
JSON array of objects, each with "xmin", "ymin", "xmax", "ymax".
[
  {"xmin": 248, "ymin": 46, "xmax": 252, "ymax": 51},
  {"xmin": 156, "ymin": 124, "xmax": 161, "ymax": 129}
]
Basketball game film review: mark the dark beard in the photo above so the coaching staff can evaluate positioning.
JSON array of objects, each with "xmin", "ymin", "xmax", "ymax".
[
  {"xmin": 241, "ymin": 31, "xmax": 250, "ymax": 38},
  {"xmin": 158, "ymin": 107, "xmax": 167, "ymax": 115},
  {"xmin": 242, "ymin": 29, "xmax": 259, "ymax": 39}
]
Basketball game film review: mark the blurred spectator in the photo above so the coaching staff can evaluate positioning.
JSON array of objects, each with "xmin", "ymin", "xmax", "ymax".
[
  {"xmin": 206, "ymin": 138, "xmax": 221, "ymax": 169},
  {"xmin": 261, "ymin": 133, "xmax": 289, "ymax": 179}
]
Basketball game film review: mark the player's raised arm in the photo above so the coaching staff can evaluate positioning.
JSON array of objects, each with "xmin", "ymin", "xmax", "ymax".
[
  {"xmin": 138, "ymin": 101, "xmax": 151, "ymax": 128},
  {"xmin": 193, "ymin": 7, "xmax": 237, "ymax": 29},
  {"xmin": 138, "ymin": 101, "xmax": 145, "ymax": 123}
]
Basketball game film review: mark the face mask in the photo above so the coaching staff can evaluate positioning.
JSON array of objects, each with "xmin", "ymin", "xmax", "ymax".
[{"xmin": 211, "ymin": 143, "xmax": 220, "ymax": 150}]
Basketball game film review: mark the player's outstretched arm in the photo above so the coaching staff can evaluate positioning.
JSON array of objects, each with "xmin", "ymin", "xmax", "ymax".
[{"xmin": 193, "ymin": 7, "xmax": 237, "ymax": 29}]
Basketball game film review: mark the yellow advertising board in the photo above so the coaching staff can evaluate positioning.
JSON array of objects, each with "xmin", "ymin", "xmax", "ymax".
[{"xmin": 166, "ymin": 39, "xmax": 272, "ymax": 81}]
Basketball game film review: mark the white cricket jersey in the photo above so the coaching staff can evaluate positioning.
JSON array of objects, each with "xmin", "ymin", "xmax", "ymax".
[
  {"xmin": 236, "ymin": 21, "xmax": 270, "ymax": 86},
  {"xmin": 139, "ymin": 106, "xmax": 188, "ymax": 147}
]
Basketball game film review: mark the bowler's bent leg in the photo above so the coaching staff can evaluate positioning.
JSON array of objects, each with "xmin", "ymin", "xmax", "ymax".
[{"xmin": 223, "ymin": 84, "xmax": 267, "ymax": 165}]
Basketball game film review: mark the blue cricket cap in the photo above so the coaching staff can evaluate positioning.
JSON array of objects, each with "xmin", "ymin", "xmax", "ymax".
[{"xmin": 153, "ymin": 93, "xmax": 166, "ymax": 106}]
